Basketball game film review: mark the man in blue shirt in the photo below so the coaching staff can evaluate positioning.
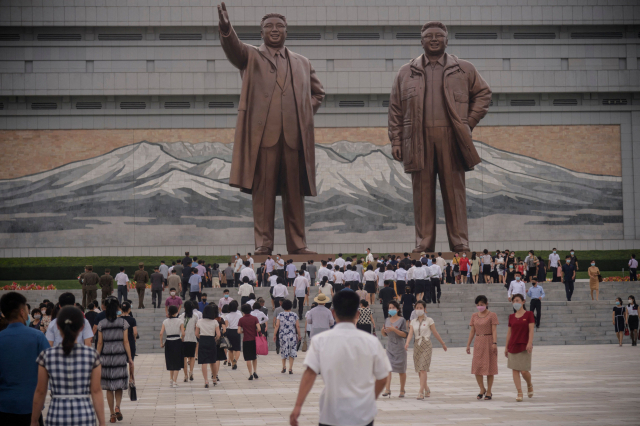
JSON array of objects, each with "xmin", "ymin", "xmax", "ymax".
[
  {"xmin": 0, "ymin": 292, "xmax": 50, "ymax": 425},
  {"xmin": 189, "ymin": 268, "xmax": 202, "ymax": 302},
  {"xmin": 527, "ymin": 277, "xmax": 546, "ymax": 329}
]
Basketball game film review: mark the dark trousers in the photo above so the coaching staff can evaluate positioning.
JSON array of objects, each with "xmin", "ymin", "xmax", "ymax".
[
  {"xmin": 551, "ymin": 267, "xmax": 560, "ymax": 282},
  {"xmin": 530, "ymin": 298, "xmax": 542, "ymax": 327},
  {"xmin": 241, "ymin": 296, "xmax": 250, "ymax": 306},
  {"xmin": 286, "ymin": 277, "xmax": 295, "ymax": 287},
  {"xmin": 152, "ymin": 289, "xmax": 162, "ymax": 307},
  {"xmin": 234, "ymin": 273, "xmax": 240, "ymax": 287},
  {"xmin": 189, "ymin": 291, "xmax": 201, "ymax": 302},
  {"xmin": 181, "ymin": 278, "xmax": 189, "ymax": 299},
  {"xmin": 101, "ymin": 288, "xmax": 113, "ymax": 301},
  {"xmin": 382, "ymin": 302, "xmax": 390, "ymax": 319},
  {"xmin": 631, "ymin": 268, "xmax": 638, "ymax": 281},
  {"xmin": 0, "ymin": 412, "xmax": 43, "ymax": 426},
  {"xmin": 297, "ymin": 297, "xmax": 305, "ymax": 317},
  {"xmin": 274, "ymin": 297, "xmax": 283, "ymax": 308},
  {"xmin": 275, "ymin": 329, "xmax": 280, "ymax": 351},
  {"xmin": 117, "ymin": 285, "xmax": 128, "ymax": 304},
  {"xmin": 564, "ymin": 280, "xmax": 574, "ymax": 301},
  {"xmin": 424, "ymin": 280, "xmax": 433, "ymax": 303},
  {"xmin": 430, "ymin": 278, "xmax": 441, "ymax": 303},
  {"xmin": 136, "ymin": 287, "xmax": 145, "ymax": 308}
]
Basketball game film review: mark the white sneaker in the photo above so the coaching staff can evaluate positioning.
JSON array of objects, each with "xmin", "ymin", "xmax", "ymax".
[
  {"xmin": 172, "ymin": 383, "xmax": 179, "ymax": 388},
  {"xmin": 169, "ymin": 380, "xmax": 173, "ymax": 388}
]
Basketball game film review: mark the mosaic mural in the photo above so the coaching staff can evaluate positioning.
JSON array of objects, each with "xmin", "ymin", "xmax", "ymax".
[{"xmin": 0, "ymin": 126, "xmax": 623, "ymax": 248}]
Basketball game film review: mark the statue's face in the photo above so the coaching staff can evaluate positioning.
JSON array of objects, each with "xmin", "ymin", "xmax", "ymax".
[
  {"xmin": 421, "ymin": 27, "xmax": 448, "ymax": 56},
  {"xmin": 261, "ymin": 17, "xmax": 287, "ymax": 48}
]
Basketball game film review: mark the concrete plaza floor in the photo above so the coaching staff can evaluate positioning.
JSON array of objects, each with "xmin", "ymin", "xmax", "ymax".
[{"xmin": 84, "ymin": 345, "xmax": 639, "ymax": 426}]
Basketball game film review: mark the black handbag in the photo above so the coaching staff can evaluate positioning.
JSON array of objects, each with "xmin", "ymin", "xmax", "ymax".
[
  {"xmin": 293, "ymin": 297, "xmax": 298, "ymax": 309},
  {"xmin": 128, "ymin": 369, "xmax": 137, "ymax": 401}
]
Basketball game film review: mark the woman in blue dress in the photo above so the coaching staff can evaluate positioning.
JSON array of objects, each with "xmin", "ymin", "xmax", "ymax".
[{"xmin": 273, "ymin": 299, "xmax": 301, "ymax": 374}]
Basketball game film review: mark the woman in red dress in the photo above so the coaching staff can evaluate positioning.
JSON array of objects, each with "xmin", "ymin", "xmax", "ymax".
[
  {"xmin": 505, "ymin": 293, "xmax": 535, "ymax": 402},
  {"xmin": 466, "ymin": 295, "xmax": 499, "ymax": 400}
]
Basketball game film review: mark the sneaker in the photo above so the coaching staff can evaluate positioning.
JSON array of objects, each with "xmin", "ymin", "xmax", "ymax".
[
  {"xmin": 169, "ymin": 380, "xmax": 174, "ymax": 388},
  {"xmin": 253, "ymin": 372, "xmax": 259, "ymax": 379},
  {"xmin": 232, "ymin": 363, "xmax": 237, "ymax": 370},
  {"xmin": 172, "ymin": 383, "xmax": 178, "ymax": 388}
]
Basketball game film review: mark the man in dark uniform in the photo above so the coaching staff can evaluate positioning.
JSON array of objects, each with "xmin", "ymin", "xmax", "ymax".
[
  {"xmin": 134, "ymin": 263, "xmax": 149, "ymax": 309},
  {"xmin": 81, "ymin": 265, "xmax": 100, "ymax": 308},
  {"xmin": 98, "ymin": 269, "xmax": 114, "ymax": 301}
]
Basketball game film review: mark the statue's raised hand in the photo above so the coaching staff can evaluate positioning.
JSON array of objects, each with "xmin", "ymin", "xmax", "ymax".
[{"xmin": 217, "ymin": 2, "xmax": 230, "ymax": 34}]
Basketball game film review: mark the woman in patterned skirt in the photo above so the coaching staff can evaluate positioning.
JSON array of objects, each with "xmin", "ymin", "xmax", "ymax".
[
  {"xmin": 97, "ymin": 298, "xmax": 132, "ymax": 423},
  {"xmin": 274, "ymin": 299, "xmax": 301, "ymax": 374},
  {"xmin": 404, "ymin": 300, "xmax": 448, "ymax": 400},
  {"xmin": 465, "ymin": 295, "xmax": 499, "ymax": 400},
  {"xmin": 32, "ymin": 306, "xmax": 105, "ymax": 426}
]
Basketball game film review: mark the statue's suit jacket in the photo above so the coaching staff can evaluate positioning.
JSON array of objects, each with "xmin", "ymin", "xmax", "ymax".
[{"xmin": 219, "ymin": 26, "xmax": 325, "ymax": 196}]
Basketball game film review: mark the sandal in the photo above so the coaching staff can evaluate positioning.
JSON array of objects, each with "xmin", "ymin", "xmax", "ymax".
[
  {"xmin": 417, "ymin": 392, "xmax": 425, "ymax": 400},
  {"xmin": 189, "ymin": 374, "xmax": 194, "ymax": 381},
  {"xmin": 184, "ymin": 376, "xmax": 188, "ymax": 382},
  {"xmin": 204, "ymin": 382, "xmax": 209, "ymax": 388},
  {"xmin": 381, "ymin": 391, "xmax": 391, "ymax": 397},
  {"xmin": 425, "ymin": 387, "xmax": 431, "ymax": 397},
  {"xmin": 110, "ymin": 414, "xmax": 117, "ymax": 423},
  {"xmin": 484, "ymin": 393, "xmax": 492, "ymax": 400},
  {"xmin": 399, "ymin": 391, "xmax": 405, "ymax": 398},
  {"xmin": 516, "ymin": 390, "xmax": 523, "ymax": 402},
  {"xmin": 289, "ymin": 370, "xmax": 293, "ymax": 375},
  {"xmin": 527, "ymin": 385, "xmax": 534, "ymax": 398},
  {"xmin": 281, "ymin": 368, "xmax": 286, "ymax": 373},
  {"xmin": 477, "ymin": 392, "xmax": 485, "ymax": 400},
  {"xmin": 115, "ymin": 407, "xmax": 123, "ymax": 421}
]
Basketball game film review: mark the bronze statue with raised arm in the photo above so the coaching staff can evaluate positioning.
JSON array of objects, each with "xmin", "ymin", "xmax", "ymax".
[
  {"xmin": 217, "ymin": 3, "xmax": 325, "ymax": 255},
  {"xmin": 388, "ymin": 21, "xmax": 492, "ymax": 253}
]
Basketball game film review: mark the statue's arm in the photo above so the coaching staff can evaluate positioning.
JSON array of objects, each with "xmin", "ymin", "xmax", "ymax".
[
  {"xmin": 388, "ymin": 72, "xmax": 403, "ymax": 147},
  {"xmin": 466, "ymin": 67, "xmax": 492, "ymax": 129},
  {"xmin": 309, "ymin": 63, "xmax": 325, "ymax": 115},
  {"xmin": 219, "ymin": 25, "xmax": 249, "ymax": 71}
]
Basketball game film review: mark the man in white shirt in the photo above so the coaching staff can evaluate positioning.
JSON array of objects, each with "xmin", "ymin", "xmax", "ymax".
[
  {"xmin": 343, "ymin": 265, "xmax": 359, "ymax": 290},
  {"xmin": 265, "ymin": 255, "xmax": 276, "ymax": 274},
  {"xmin": 435, "ymin": 252, "xmax": 447, "ymax": 280},
  {"xmin": 46, "ymin": 292, "xmax": 94, "ymax": 347},
  {"xmin": 238, "ymin": 277, "xmax": 254, "ymax": 305},
  {"xmin": 396, "ymin": 265, "xmax": 407, "ymax": 294},
  {"xmin": 365, "ymin": 248, "xmax": 374, "ymax": 264},
  {"xmin": 293, "ymin": 270, "xmax": 310, "ymax": 316},
  {"xmin": 630, "ymin": 254, "xmax": 638, "ymax": 282},
  {"xmin": 407, "ymin": 260, "xmax": 417, "ymax": 294},
  {"xmin": 234, "ymin": 253, "xmax": 244, "ymax": 285},
  {"xmin": 507, "ymin": 272, "xmax": 527, "ymax": 310},
  {"xmin": 272, "ymin": 277, "xmax": 289, "ymax": 308},
  {"xmin": 246, "ymin": 253, "xmax": 255, "ymax": 270},
  {"xmin": 334, "ymin": 254, "xmax": 346, "ymax": 270},
  {"xmin": 412, "ymin": 260, "xmax": 429, "ymax": 301},
  {"xmin": 239, "ymin": 261, "xmax": 257, "ymax": 284},
  {"xmin": 548, "ymin": 248, "xmax": 561, "ymax": 282},
  {"xmin": 429, "ymin": 263, "xmax": 442, "ymax": 304},
  {"xmin": 286, "ymin": 260, "xmax": 297, "ymax": 286},
  {"xmin": 114, "ymin": 267, "xmax": 129, "ymax": 304},
  {"xmin": 290, "ymin": 291, "xmax": 391, "ymax": 426},
  {"xmin": 316, "ymin": 261, "xmax": 330, "ymax": 285},
  {"xmin": 276, "ymin": 254, "xmax": 286, "ymax": 281}
]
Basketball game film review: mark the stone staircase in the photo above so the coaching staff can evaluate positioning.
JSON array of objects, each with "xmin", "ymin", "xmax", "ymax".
[{"xmin": 7, "ymin": 280, "xmax": 639, "ymax": 353}]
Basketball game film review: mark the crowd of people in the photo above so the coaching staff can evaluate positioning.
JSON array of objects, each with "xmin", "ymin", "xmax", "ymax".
[{"xmin": 0, "ymin": 249, "xmax": 638, "ymax": 426}]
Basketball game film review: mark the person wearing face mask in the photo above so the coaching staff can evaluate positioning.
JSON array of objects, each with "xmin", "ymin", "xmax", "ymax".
[
  {"xmin": 30, "ymin": 308, "xmax": 44, "ymax": 332},
  {"xmin": 505, "ymin": 294, "xmax": 535, "ymax": 402},
  {"xmin": 561, "ymin": 255, "xmax": 577, "ymax": 301},
  {"xmin": 0, "ymin": 292, "xmax": 50, "ymax": 426},
  {"xmin": 588, "ymin": 260, "xmax": 601, "ymax": 301},
  {"xmin": 612, "ymin": 297, "xmax": 627, "ymax": 346},
  {"xmin": 548, "ymin": 248, "xmax": 561, "ymax": 282},
  {"xmin": 39, "ymin": 303, "xmax": 52, "ymax": 333},
  {"xmin": 459, "ymin": 253, "xmax": 470, "ymax": 284},
  {"xmin": 165, "ymin": 287, "xmax": 183, "ymax": 318},
  {"xmin": 505, "ymin": 264, "xmax": 516, "ymax": 290},
  {"xmin": 626, "ymin": 295, "xmax": 638, "ymax": 346},
  {"xmin": 96, "ymin": 297, "xmax": 133, "ymax": 423},
  {"xmin": 405, "ymin": 300, "xmax": 448, "ymax": 400},
  {"xmin": 466, "ymin": 295, "xmax": 498, "ymax": 400},
  {"xmin": 507, "ymin": 273, "xmax": 527, "ymax": 311},
  {"xmin": 381, "ymin": 301, "xmax": 408, "ymax": 398},
  {"xmin": 526, "ymin": 278, "xmax": 545, "ymax": 329},
  {"xmin": 569, "ymin": 249, "xmax": 579, "ymax": 271},
  {"xmin": 218, "ymin": 289, "xmax": 234, "ymax": 311}
]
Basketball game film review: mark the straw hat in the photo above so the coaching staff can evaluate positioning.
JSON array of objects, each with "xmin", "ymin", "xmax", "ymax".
[
  {"xmin": 314, "ymin": 293, "xmax": 330, "ymax": 304},
  {"xmin": 420, "ymin": 251, "xmax": 426, "ymax": 256}
]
